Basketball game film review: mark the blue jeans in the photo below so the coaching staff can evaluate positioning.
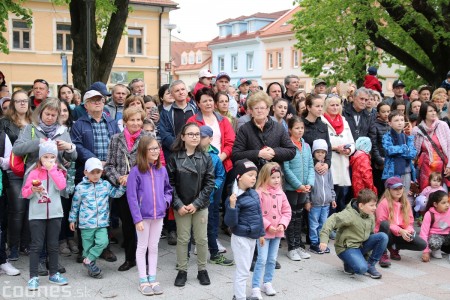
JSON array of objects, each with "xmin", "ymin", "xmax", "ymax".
[
  {"xmin": 252, "ymin": 238, "xmax": 280, "ymax": 288},
  {"xmin": 309, "ymin": 206, "xmax": 329, "ymax": 245},
  {"xmin": 207, "ymin": 182, "xmax": 224, "ymax": 257},
  {"xmin": 337, "ymin": 232, "xmax": 388, "ymax": 274}
]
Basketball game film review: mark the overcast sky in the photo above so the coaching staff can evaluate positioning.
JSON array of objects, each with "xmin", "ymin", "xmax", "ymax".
[{"xmin": 169, "ymin": 0, "xmax": 297, "ymax": 42}]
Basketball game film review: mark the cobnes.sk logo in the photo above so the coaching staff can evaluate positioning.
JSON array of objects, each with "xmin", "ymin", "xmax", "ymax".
[{"xmin": 2, "ymin": 284, "xmax": 90, "ymax": 298}]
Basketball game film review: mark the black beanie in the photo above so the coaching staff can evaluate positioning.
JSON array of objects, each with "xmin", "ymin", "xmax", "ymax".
[{"xmin": 234, "ymin": 159, "xmax": 258, "ymax": 179}]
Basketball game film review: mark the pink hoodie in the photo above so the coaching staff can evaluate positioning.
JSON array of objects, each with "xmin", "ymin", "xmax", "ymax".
[
  {"xmin": 256, "ymin": 186, "xmax": 292, "ymax": 239},
  {"xmin": 375, "ymin": 198, "xmax": 414, "ymax": 236},
  {"xmin": 419, "ymin": 207, "xmax": 450, "ymax": 253}
]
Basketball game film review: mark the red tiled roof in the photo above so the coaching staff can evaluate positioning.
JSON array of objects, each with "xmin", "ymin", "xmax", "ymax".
[
  {"xmin": 217, "ymin": 10, "xmax": 289, "ymax": 25},
  {"xmin": 174, "ymin": 57, "xmax": 212, "ymax": 72},
  {"xmin": 259, "ymin": 6, "xmax": 301, "ymax": 38},
  {"xmin": 130, "ymin": 0, "xmax": 178, "ymax": 7},
  {"xmin": 210, "ymin": 10, "xmax": 289, "ymax": 45}
]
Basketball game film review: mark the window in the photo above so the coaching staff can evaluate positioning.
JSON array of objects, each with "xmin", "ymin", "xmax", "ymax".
[
  {"xmin": 292, "ymin": 50, "xmax": 299, "ymax": 68},
  {"xmin": 231, "ymin": 54, "xmax": 238, "ymax": 72},
  {"xmin": 196, "ymin": 52, "xmax": 202, "ymax": 64},
  {"xmin": 128, "ymin": 28, "xmax": 143, "ymax": 54},
  {"xmin": 56, "ymin": 23, "xmax": 72, "ymax": 51},
  {"xmin": 12, "ymin": 20, "xmax": 30, "ymax": 50},
  {"xmin": 277, "ymin": 52, "xmax": 283, "ymax": 69},
  {"xmin": 248, "ymin": 20, "xmax": 255, "ymax": 33},
  {"xmin": 232, "ymin": 24, "xmax": 240, "ymax": 36},
  {"xmin": 181, "ymin": 52, "xmax": 187, "ymax": 65},
  {"xmin": 218, "ymin": 56, "xmax": 225, "ymax": 72},
  {"xmin": 246, "ymin": 52, "xmax": 254, "ymax": 71},
  {"xmin": 219, "ymin": 26, "xmax": 227, "ymax": 38},
  {"xmin": 189, "ymin": 52, "xmax": 195, "ymax": 64},
  {"xmin": 268, "ymin": 53, "xmax": 273, "ymax": 69}
]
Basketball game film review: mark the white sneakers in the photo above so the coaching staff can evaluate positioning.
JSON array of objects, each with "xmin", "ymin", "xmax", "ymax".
[
  {"xmin": 251, "ymin": 287, "xmax": 263, "ymax": 300},
  {"xmin": 261, "ymin": 282, "xmax": 276, "ymax": 296},
  {"xmin": 287, "ymin": 250, "xmax": 301, "ymax": 261},
  {"xmin": 297, "ymin": 247, "xmax": 311, "ymax": 259},
  {"xmin": 287, "ymin": 248, "xmax": 311, "ymax": 261},
  {"xmin": 431, "ymin": 249, "xmax": 443, "ymax": 259},
  {"xmin": 217, "ymin": 239, "xmax": 227, "ymax": 253},
  {"xmin": 0, "ymin": 262, "xmax": 20, "ymax": 276}
]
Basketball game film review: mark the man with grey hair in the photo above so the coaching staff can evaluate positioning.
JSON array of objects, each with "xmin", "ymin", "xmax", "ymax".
[
  {"xmin": 159, "ymin": 80, "xmax": 197, "ymax": 160},
  {"xmin": 342, "ymin": 87, "xmax": 376, "ymax": 141},
  {"xmin": 128, "ymin": 78, "xmax": 145, "ymax": 96},
  {"xmin": 284, "ymin": 75, "xmax": 300, "ymax": 102}
]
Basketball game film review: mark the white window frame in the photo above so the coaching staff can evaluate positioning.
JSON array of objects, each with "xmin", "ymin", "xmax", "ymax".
[
  {"xmin": 231, "ymin": 54, "xmax": 238, "ymax": 72},
  {"xmin": 12, "ymin": 19, "xmax": 31, "ymax": 50},
  {"xmin": 127, "ymin": 27, "xmax": 143, "ymax": 55},
  {"xmin": 277, "ymin": 52, "xmax": 283, "ymax": 69},
  {"xmin": 181, "ymin": 52, "xmax": 187, "ymax": 65},
  {"xmin": 56, "ymin": 23, "xmax": 72, "ymax": 52},
  {"xmin": 246, "ymin": 52, "xmax": 254, "ymax": 71},
  {"xmin": 248, "ymin": 20, "xmax": 255, "ymax": 33},
  {"xmin": 268, "ymin": 53, "xmax": 273, "ymax": 70},
  {"xmin": 232, "ymin": 24, "xmax": 240, "ymax": 36},
  {"xmin": 189, "ymin": 51, "xmax": 195, "ymax": 64},
  {"xmin": 196, "ymin": 51, "xmax": 202, "ymax": 64},
  {"xmin": 293, "ymin": 50, "xmax": 299, "ymax": 68},
  {"xmin": 218, "ymin": 56, "xmax": 225, "ymax": 72}
]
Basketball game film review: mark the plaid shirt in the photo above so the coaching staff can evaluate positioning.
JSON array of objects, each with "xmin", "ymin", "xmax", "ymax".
[{"xmin": 90, "ymin": 114, "xmax": 110, "ymax": 161}]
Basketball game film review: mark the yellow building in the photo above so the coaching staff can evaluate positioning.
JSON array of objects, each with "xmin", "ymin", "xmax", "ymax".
[{"xmin": 0, "ymin": 0, "xmax": 178, "ymax": 96}]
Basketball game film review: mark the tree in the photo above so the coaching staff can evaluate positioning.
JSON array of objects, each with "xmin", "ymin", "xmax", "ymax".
[
  {"xmin": 291, "ymin": 0, "xmax": 450, "ymax": 88},
  {"xmin": 1, "ymin": 0, "xmax": 129, "ymax": 92}
]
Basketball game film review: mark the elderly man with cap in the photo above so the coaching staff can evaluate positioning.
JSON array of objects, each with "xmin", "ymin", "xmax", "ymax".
[
  {"xmin": 72, "ymin": 82, "xmax": 112, "ymax": 120},
  {"xmin": 30, "ymin": 79, "xmax": 50, "ymax": 110},
  {"xmin": 70, "ymin": 89, "xmax": 120, "ymax": 263},
  {"xmin": 216, "ymin": 72, "xmax": 238, "ymax": 117}
]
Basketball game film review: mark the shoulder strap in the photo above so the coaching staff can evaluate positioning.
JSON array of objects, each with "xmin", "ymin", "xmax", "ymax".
[
  {"xmin": 23, "ymin": 126, "xmax": 36, "ymax": 164},
  {"xmin": 430, "ymin": 211, "xmax": 435, "ymax": 228},
  {"xmin": 418, "ymin": 125, "xmax": 447, "ymax": 163}
]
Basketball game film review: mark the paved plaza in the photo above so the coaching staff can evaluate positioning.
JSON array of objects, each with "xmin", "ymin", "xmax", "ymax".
[{"xmin": 2, "ymin": 231, "xmax": 450, "ymax": 300}]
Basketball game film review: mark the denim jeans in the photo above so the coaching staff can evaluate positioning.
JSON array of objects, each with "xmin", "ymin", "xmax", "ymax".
[
  {"xmin": 252, "ymin": 238, "xmax": 280, "ymax": 288},
  {"xmin": 337, "ymin": 232, "xmax": 388, "ymax": 274},
  {"xmin": 208, "ymin": 183, "xmax": 224, "ymax": 257},
  {"xmin": 309, "ymin": 206, "xmax": 329, "ymax": 245}
]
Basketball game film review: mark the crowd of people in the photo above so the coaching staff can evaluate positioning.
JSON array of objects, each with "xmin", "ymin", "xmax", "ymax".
[{"xmin": 1, "ymin": 68, "xmax": 450, "ymax": 300}]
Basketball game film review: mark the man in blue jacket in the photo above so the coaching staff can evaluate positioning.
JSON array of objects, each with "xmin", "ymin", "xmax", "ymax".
[{"xmin": 70, "ymin": 89, "xmax": 120, "ymax": 263}]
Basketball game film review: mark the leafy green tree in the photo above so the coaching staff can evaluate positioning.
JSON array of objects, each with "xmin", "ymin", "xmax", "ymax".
[
  {"xmin": 292, "ymin": 0, "xmax": 450, "ymax": 88},
  {"xmin": 1, "ymin": 0, "xmax": 129, "ymax": 91}
]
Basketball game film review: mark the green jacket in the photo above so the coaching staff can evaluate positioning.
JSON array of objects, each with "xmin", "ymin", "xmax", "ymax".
[{"xmin": 320, "ymin": 200, "xmax": 374, "ymax": 255}]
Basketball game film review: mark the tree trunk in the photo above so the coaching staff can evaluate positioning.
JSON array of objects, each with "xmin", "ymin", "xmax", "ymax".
[{"xmin": 70, "ymin": 0, "xmax": 129, "ymax": 92}]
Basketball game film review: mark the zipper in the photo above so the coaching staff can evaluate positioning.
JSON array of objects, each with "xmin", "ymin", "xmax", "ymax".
[
  {"xmin": 150, "ymin": 166, "xmax": 156, "ymax": 219},
  {"xmin": 321, "ymin": 174, "xmax": 326, "ymax": 206},
  {"xmin": 46, "ymin": 171, "xmax": 49, "ymax": 219},
  {"xmin": 94, "ymin": 183, "xmax": 98, "ymax": 227}
]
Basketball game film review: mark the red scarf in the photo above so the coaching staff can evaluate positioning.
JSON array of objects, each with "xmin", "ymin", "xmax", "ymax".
[
  {"xmin": 123, "ymin": 128, "xmax": 141, "ymax": 151},
  {"xmin": 323, "ymin": 113, "xmax": 344, "ymax": 135}
]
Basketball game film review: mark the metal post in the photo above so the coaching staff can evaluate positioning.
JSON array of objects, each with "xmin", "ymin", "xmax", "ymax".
[
  {"xmin": 164, "ymin": 24, "xmax": 176, "ymax": 84},
  {"xmin": 85, "ymin": 0, "xmax": 94, "ymax": 87}
]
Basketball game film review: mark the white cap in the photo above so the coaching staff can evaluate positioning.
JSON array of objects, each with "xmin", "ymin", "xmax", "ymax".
[
  {"xmin": 312, "ymin": 139, "xmax": 328, "ymax": 153},
  {"xmin": 198, "ymin": 69, "xmax": 216, "ymax": 79},
  {"xmin": 85, "ymin": 157, "xmax": 103, "ymax": 172},
  {"xmin": 83, "ymin": 90, "xmax": 103, "ymax": 103}
]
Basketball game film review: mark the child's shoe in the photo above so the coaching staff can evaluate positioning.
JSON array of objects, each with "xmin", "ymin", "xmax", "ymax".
[
  {"xmin": 38, "ymin": 260, "xmax": 48, "ymax": 276},
  {"xmin": 7, "ymin": 246, "xmax": 19, "ymax": 261},
  {"xmin": 210, "ymin": 254, "xmax": 234, "ymax": 266},
  {"xmin": 343, "ymin": 263, "xmax": 355, "ymax": 275},
  {"xmin": 0, "ymin": 262, "xmax": 20, "ymax": 276},
  {"xmin": 59, "ymin": 241, "xmax": 71, "ymax": 256},
  {"xmin": 28, "ymin": 277, "xmax": 39, "ymax": 291},
  {"xmin": 379, "ymin": 251, "xmax": 391, "ymax": 268},
  {"xmin": 287, "ymin": 249, "xmax": 301, "ymax": 261},
  {"xmin": 366, "ymin": 264, "xmax": 382, "ymax": 279},
  {"xmin": 149, "ymin": 282, "xmax": 163, "ymax": 295},
  {"xmin": 296, "ymin": 247, "xmax": 311, "ymax": 259},
  {"xmin": 68, "ymin": 239, "xmax": 79, "ymax": 254},
  {"xmin": 251, "ymin": 287, "xmax": 263, "ymax": 300},
  {"xmin": 138, "ymin": 278, "xmax": 154, "ymax": 296},
  {"xmin": 389, "ymin": 247, "xmax": 401, "ymax": 260},
  {"xmin": 49, "ymin": 272, "xmax": 68, "ymax": 285},
  {"xmin": 324, "ymin": 247, "xmax": 331, "ymax": 253},
  {"xmin": 83, "ymin": 260, "xmax": 102, "ymax": 278},
  {"xmin": 431, "ymin": 249, "xmax": 443, "ymax": 259},
  {"xmin": 261, "ymin": 282, "xmax": 276, "ymax": 296},
  {"xmin": 309, "ymin": 244, "xmax": 324, "ymax": 254},
  {"xmin": 217, "ymin": 239, "xmax": 227, "ymax": 253}
]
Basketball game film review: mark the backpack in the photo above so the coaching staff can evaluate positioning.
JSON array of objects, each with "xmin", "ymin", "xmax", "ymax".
[{"xmin": 10, "ymin": 127, "xmax": 35, "ymax": 177}]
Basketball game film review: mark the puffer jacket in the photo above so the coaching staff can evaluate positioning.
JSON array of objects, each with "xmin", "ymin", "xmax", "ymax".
[
  {"xmin": 68, "ymin": 177, "xmax": 125, "ymax": 229},
  {"xmin": 283, "ymin": 138, "xmax": 314, "ymax": 191},
  {"xmin": 126, "ymin": 164, "xmax": 173, "ymax": 224},
  {"xmin": 166, "ymin": 150, "xmax": 215, "ymax": 211},
  {"xmin": 370, "ymin": 118, "xmax": 390, "ymax": 167},
  {"xmin": 320, "ymin": 200, "xmax": 375, "ymax": 255},
  {"xmin": 225, "ymin": 188, "xmax": 265, "ymax": 239},
  {"xmin": 381, "ymin": 130, "xmax": 417, "ymax": 180},
  {"xmin": 350, "ymin": 150, "xmax": 377, "ymax": 197},
  {"xmin": 310, "ymin": 169, "xmax": 335, "ymax": 206}
]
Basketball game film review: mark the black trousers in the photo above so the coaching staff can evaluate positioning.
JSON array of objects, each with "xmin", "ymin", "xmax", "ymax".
[
  {"xmin": 117, "ymin": 195, "xmax": 136, "ymax": 261},
  {"xmin": 285, "ymin": 191, "xmax": 306, "ymax": 251},
  {"xmin": 378, "ymin": 220, "xmax": 427, "ymax": 251}
]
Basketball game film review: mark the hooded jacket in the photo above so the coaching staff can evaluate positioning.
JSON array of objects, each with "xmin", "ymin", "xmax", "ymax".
[
  {"xmin": 419, "ymin": 206, "xmax": 450, "ymax": 253},
  {"xmin": 310, "ymin": 167, "xmax": 335, "ymax": 207},
  {"xmin": 320, "ymin": 200, "xmax": 375, "ymax": 255},
  {"xmin": 350, "ymin": 150, "xmax": 377, "ymax": 197},
  {"xmin": 375, "ymin": 197, "xmax": 414, "ymax": 236}
]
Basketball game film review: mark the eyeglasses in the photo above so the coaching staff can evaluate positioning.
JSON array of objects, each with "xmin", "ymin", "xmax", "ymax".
[
  {"xmin": 184, "ymin": 132, "xmax": 200, "ymax": 138},
  {"xmin": 358, "ymin": 97, "xmax": 369, "ymax": 101},
  {"xmin": 15, "ymin": 100, "xmax": 28, "ymax": 105},
  {"xmin": 252, "ymin": 106, "xmax": 268, "ymax": 111},
  {"xmin": 147, "ymin": 147, "xmax": 160, "ymax": 152},
  {"xmin": 87, "ymin": 98, "xmax": 105, "ymax": 104}
]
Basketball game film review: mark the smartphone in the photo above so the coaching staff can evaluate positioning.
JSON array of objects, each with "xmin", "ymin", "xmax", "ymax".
[
  {"xmin": 150, "ymin": 106, "xmax": 158, "ymax": 118},
  {"xmin": 343, "ymin": 144, "xmax": 351, "ymax": 149}
]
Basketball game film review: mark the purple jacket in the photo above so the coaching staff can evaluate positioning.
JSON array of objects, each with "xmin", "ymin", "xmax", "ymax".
[{"xmin": 126, "ymin": 164, "xmax": 173, "ymax": 224}]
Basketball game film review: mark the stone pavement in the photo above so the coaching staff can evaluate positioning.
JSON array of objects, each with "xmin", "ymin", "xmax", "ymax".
[{"xmin": 2, "ymin": 232, "xmax": 450, "ymax": 300}]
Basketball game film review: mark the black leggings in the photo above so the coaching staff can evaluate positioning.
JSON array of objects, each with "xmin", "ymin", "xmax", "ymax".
[
  {"xmin": 378, "ymin": 220, "xmax": 427, "ymax": 251},
  {"xmin": 285, "ymin": 191, "xmax": 306, "ymax": 251},
  {"xmin": 117, "ymin": 195, "xmax": 136, "ymax": 261}
]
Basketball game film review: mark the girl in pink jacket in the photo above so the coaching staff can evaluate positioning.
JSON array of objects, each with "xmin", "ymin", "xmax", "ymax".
[
  {"xmin": 375, "ymin": 177, "xmax": 426, "ymax": 268},
  {"xmin": 252, "ymin": 162, "xmax": 291, "ymax": 299},
  {"xmin": 419, "ymin": 190, "xmax": 450, "ymax": 262}
]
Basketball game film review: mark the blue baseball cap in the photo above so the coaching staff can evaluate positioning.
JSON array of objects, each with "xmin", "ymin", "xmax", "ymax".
[
  {"xmin": 200, "ymin": 125, "xmax": 213, "ymax": 138},
  {"xmin": 88, "ymin": 81, "xmax": 111, "ymax": 96}
]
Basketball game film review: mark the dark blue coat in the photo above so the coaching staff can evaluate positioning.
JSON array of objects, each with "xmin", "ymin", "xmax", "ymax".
[
  {"xmin": 225, "ymin": 189, "xmax": 265, "ymax": 239},
  {"xmin": 70, "ymin": 113, "xmax": 120, "ymax": 182}
]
